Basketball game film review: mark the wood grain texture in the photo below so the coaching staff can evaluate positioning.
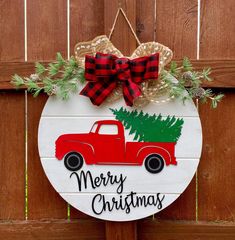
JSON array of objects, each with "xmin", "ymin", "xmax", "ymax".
[
  {"xmin": 155, "ymin": 0, "xmax": 198, "ymax": 58},
  {"xmin": 155, "ymin": 0, "xmax": 198, "ymax": 220},
  {"xmin": 104, "ymin": 0, "xmax": 137, "ymax": 56},
  {"xmin": 0, "ymin": 219, "xmax": 234, "ymax": 240},
  {"xmin": 27, "ymin": 0, "xmax": 67, "ymax": 61},
  {"xmin": 136, "ymin": 0, "xmax": 155, "ymax": 42},
  {"xmin": 200, "ymin": 0, "xmax": 235, "ymax": 59},
  {"xmin": 0, "ymin": 1, "xmax": 25, "ymax": 220},
  {"xmin": 198, "ymin": 0, "xmax": 235, "ymax": 222},
  {"xmin": 70, "ymin": 0, "xmax": 104, "ymax": 54},
  {"xmin": 156, "ymin": 178, "xmax": 196, "ymax": 220},
  {"xmin": 0, "ymin": 0, "xmax": 24, "ymax": 61},
  {"xmin": 188, "ymin": 60, "xmax": 235, "ymax": 88},
  {"xmin": 106, "ymin": 221, "xmax": 137, "ymax": 240},
  {"xmin": 198, "ymin": 90, "xmax": 235, "ymax": 221},
  {"xmin": 27, "ymin": 95, "xmax": 67, "ymax": 219},
  {"xmin": 0, "ymin": 220, "xmax": 105, "ymax": 240},
  {"xmin": 1, "ymin": 60, "xmax": 235, "ymax": 90},
  {"xmin": 26, "ymin": 0, "xmax": 68, "ymax": 220},
  {"xmin": 0, "ymin": 92, "xmax": 25, "ymax": 219},
  {"xmin": 138, "ymin": 220, "xmax": 235, "ymax": 240}
]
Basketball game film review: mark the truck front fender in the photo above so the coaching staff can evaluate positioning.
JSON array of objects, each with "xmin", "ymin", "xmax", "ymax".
[
  {"xmin": 136, "ymin": 146, "xmax": 176, "ymax": 166},
  {"xmin": 57, "ymin": 140, "xmax": 95, "ymax": 164}
]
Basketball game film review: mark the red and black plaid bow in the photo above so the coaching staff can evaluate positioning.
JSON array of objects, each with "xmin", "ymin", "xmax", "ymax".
[{"xmin": 80, "ymin": 52, "xmax": 159, "ymax": 106}]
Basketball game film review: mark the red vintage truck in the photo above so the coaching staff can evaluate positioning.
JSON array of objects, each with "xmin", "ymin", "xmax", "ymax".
[{"xmin": 55, "ymin": 120, "xmax": 177, "ymax": 174}]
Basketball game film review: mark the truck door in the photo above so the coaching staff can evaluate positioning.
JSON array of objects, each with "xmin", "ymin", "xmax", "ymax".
[{"xmin": 94, "ymin": 123, "xmax": 125, "ymax": 164}]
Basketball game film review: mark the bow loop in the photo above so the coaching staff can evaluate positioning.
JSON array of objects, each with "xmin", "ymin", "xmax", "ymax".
[
  {"xmin": 80, "ymin": 52, "xmax": 159, "ymax": 106},
  {"xmin": 95, "ymin": 53, "xmax": 116, "ymax": 79}
]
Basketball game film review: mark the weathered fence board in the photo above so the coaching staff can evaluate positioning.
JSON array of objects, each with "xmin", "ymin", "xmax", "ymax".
[
  {"xmin": 199, "ymin": 90, "xmax": 235, "ymax": 221},
  {"xmin": 106, "ymin": 221, "xmax": 137, "ymax": 240},
  {"xmin": 27, "ymin": 0, "xmax": 68, "ymax": 219},
  {"xmin": 198, "ymin": 0, "xmax": 235, "ymax": 221},
  {"xmin": 200, "ymin": 0, "xmax": 235, "ymax": 59},
  {"xmin": 0, "ymin": 92, "xmax": 25, "ymax": 219},
  {"xmin": 138, "ymin": 220, "xmax": 235, "ymax": 240},
  {"xmin": 27, "ymin": 95, "xmax": 68, "ymax": 219},
  {"xmin": 0, "ymin": 0, "xmax": 25, "ymax": 220},
  {"xmin": 0, "ymin": 0, "xmax": 24, "ymax": 61},
  {"xmin": 155, "ymin": 0, "xmax": 198, "ymax": 58},
  {"xmin": 0, "ymin": 220, "xmax": 105, "ymax": 240},
  {"xmin": 70, "ymin": 0, "xmax": 104, "ymax": 53},
  {"xmin": 27, "ymin": 0, "xmax": 67, "ymax": 61},
  {"xmin": 1, "ymin": 60, "xmax": 235, "ymax": 90},
  {"xmin": 136, "ymin": 0, "xmax": 155, "ymax": 42}
]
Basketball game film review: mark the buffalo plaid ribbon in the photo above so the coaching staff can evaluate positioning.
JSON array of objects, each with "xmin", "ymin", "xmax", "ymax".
[{"xmin": 80, "ymin": 52, "xmax": 159, "ymax": 106}]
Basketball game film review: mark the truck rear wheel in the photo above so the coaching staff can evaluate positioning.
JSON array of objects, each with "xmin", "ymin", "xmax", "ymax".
[
  {"xmin": 145, "ymin": 154, "xmax": 164, "ymax": 174},
  {"xmin": 64, "ymin": 152, "xmax": 83, "ymax": 171}
]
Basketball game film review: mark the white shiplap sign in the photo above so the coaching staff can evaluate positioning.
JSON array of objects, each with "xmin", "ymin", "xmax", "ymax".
[{"xmin": 38, "ymin": 93, "xmax": 202, "ymax": 221}]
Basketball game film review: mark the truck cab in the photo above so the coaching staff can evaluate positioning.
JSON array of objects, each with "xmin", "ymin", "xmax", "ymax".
[{"xmin": 88, "ymin": 120, "xmax": 125, "ymax": 164}]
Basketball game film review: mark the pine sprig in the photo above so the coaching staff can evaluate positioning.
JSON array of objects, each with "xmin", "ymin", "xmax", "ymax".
[
  {"xmin": 162, "ymin": 58, "xmax": 223, "ymax": 108},
  {"xmin": 182, "ymin": 57, "xmax": 192, "ymax": 71},
  {"xmin": 11, "ymin": 52, "xmax": 85, "ymax": 100}
]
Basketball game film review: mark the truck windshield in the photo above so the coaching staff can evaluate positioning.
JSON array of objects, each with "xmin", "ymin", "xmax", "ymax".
[{"xmin": 90, "ymin": 123, "xmax": 98, "ymax": 133}]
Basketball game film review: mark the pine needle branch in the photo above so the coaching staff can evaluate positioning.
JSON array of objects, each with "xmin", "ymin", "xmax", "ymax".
[
  {"xmin": 11, "ymin": 53, "xmax": 85, "ymax": 100},
  {"xmin": 162, "ymin": 58, "xmax": 224, "ymax": 108}
]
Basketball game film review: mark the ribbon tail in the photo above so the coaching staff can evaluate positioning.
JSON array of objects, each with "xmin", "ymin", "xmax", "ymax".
[
  {"xmin": 122, "ymin": 79, "xmax": 142, "ymax": 106},
  {"xmin": 80, "ymin": 81, "xmax": 117, "ymax": 106}
]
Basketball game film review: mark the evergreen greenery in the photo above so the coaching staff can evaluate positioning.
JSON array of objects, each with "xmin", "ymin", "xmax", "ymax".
[
  {"xmin": 12, "ymin": 53, "xmax": 85, "ymax": 100},
  {"xmin": 161, "ymin": 57, "xmax": 224, "ymax": 108},
  {"xmin": 11, "ymin": 53, "xmax": 223, "ymax": 108},
  {"xmin": 110, "ymin": 107, "xmax": 184, "ymax": 143}
]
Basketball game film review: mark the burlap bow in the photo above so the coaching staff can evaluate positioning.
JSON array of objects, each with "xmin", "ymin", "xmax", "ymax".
[{"xmin": 75, "ymin": 35, "xmax": 173, "ymax": 107}]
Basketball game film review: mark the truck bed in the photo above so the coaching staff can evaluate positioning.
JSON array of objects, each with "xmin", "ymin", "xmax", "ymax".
[{"xmin": 125, "ymin": 141, "xmax": 176, "ymax": 165}]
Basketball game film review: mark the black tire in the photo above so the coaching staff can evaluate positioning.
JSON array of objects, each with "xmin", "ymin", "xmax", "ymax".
[
  {"xmin": 144, "ymin": 154, "xmax": 164, "ymax": 174},
  {"xmin": 64, "ymin": 152, "xmax": 83, "ymax": 171}
]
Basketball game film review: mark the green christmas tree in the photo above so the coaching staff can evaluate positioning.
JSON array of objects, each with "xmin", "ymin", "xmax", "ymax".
[{"xmin": 110, "ymin": 107, "xmax": 184, "ymax": 142}]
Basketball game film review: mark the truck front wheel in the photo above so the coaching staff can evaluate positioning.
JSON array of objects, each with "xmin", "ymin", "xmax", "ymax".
[
  {"xmin": 64, "ymin": 152, "xmax": 84, "ymax": 171},
  {"xmin": 145, "ymin": 154, "xmax": 164, "ymax": 174}
]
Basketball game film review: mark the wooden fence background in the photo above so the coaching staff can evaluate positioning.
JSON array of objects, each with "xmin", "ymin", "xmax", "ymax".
[{"xmin": 0, "ymin": 0, "xmax": 235, "ymax": 239}]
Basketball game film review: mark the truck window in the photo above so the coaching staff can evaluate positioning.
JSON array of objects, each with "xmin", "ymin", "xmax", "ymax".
[
  {"xmin": 98, "ymin": 124, "xmax": 118, "ymax": 135},
  {"xmin": 90, "ymin": 123, "xmax": 98, "ymax": 133}
]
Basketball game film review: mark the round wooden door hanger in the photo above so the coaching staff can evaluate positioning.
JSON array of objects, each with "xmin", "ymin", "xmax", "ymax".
[{"xmin": 38, "ymin": 94, "xmax": 202, "ymax": 221}]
